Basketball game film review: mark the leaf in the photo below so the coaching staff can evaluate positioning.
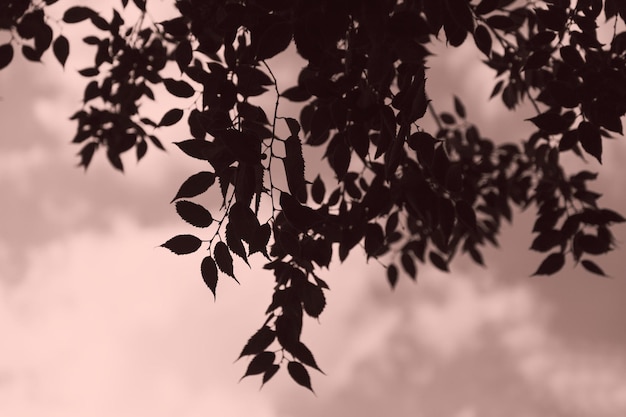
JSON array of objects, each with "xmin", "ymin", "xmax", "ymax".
[
  {"xmin": 455, "ymin": 200, "xmax": 477, "ymax": 232},
  {"xmin": 453, "ymin": 96, "xmax": 466, "ymax": 118},
  {"xmin": 176, "ymin": 201, "xmax": 213, "ymax": 228},
  {"xmin": 0, "ymin": 43, "xmax": 13, "ymax": 70},
  {"xmin": 287, "ymin": 361, "xmax": 314, "ymax": 392},
  {"xmin": 158, "ymin": 108, "xmax": 184, "ymax": 127},
  {"xmin": 473, "ymin": 24, "xmax": 492, "ymax": 56},
  {"xmin": 289, "ymin": 342, "xmax": 324, "ymax": 373},
  {"xmin": 161, "ymin": 234, "xmax": 202, "ymax": 255},
  {"xmin": 429, "ymin": 251, "xmax": 449, "ymax": 272},
  {"xmin": 532, "ymin": 252, "xmax": 565, "ymax": 276},
  {"xmin": 284, "ymin": 117, "xmax": 301, "ymax": 136},
  {"xmin": 401, "ymin": 253, "xmax": 416, "ymax": 279},
  {"xmin": 527, "ymin": 112, "xmax": 570, "ymax": 134},
  {"xmin": 53, "ymin": 35, "xmax": 69, "ymax": 67},
  {"xmin": 219, "ymin": 129, "xmax": 262, "ymax": 164},
  {"xmin": 302, "ymin": 282, "xmax": 325, "ymax": 318},
  {"xmin": 282, "ymin": 86, "xmax": 312, "ymax": 102},
  {"xmin": 62, "ymin": 6, "xmax": 95, "ymax": 23},
  {"xmin": 581, "ymin": 259, "xmax": 607, "ymax": 277},
  {"xmin": 243, "ymin": 351, "xmax": 276, "ymax": 378},
  {"xmin": 201, "ymin": 256, "xmax": 218, "ymax": 298},
  {"xmin": 256, "ymin": 21, "xmax": 293, "ymax": 60},
  {"xmin": 387, "ymin": 264, "xmax": 399, "ymax": 288},
  {"xmin": 163, "ymin": 78, "xmax": 195, "ymax": 98},
  {"xmin": 226, "ymin": 222, "xmax": 248, "ymax": 264},
  {"xmin": 530, "ymin": 230, "xmax": 563, "ymax": 252},
  {"xmin": 171, "ymin": 171, "xmax": 216, "ymax": 202},
  {"xmin": 238, "ymin": 326, "xmax": 276, "ymax": 359},
  {"xmin": 214, "ymin": 241, "xmax": 237, "ymax": 280},
  {"xmin": 578, "ymin": 121, "xmax": 602, "ymax": 163},
  {"xmin": 311, "ymin": 175, "xmax": 325, "ymax": 204},
  {"xmin": 283, "ymin": 135, "xmax": 307, "ymax": 202}
]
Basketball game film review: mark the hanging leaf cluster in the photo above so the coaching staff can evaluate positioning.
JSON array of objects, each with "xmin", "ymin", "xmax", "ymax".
[{"xmin": 2, "ymin": 0, "xmax": 625, "ymax": 390}]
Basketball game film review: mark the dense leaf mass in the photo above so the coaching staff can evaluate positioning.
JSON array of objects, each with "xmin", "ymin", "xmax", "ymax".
[{"xmin": 2, "ymin": 0, "xmax": 625, "ymax": 390}]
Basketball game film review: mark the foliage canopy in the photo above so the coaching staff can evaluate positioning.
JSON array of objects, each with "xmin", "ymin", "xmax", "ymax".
[{"xmin": 2, "ymin": 0, "xmax": 626, "ymax": 391}]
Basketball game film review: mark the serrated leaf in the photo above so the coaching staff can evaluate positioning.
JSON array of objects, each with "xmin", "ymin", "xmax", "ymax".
[
  {"xmin": 226, "ymin": 222, "xmax": 249, "ymax": 264},
  {"xmin": 287, "ymin": 361, "xmax": 313, "ymax": 392},
  {"xmin": 581, "ymin": 259, "xmax": 607, "ymax": 277},
  {"xmin": 53, "ymin": 35, "xmax": 69, "ymax": 67},
  {"xmin": 214, "ymin": 241, "xmax": 237, "ymax": 281},
  {"xmin": 283, "ymin": 135, "xmax": 307, "ymax": 202},
  {"xmin": 176, "ymin": 200, "xmax": 213, "ymax": 228},
  {"xmin": 0, "ymin": 43, "xmax": 14, "ymax": 70},
  {"xmin": 239, "ymin": 326, "xmax": 275, "ymax": 359},
  {"xmin": 284, "ymin": 117, "xmax": 301, "ymax": 136},
  {"xmin": 161, "ymin": 234, "xmax": 202, "ymax": 255},
  {"xmin": 163, "ymin": 78, "xmax": 195, "ymax": 98},
  {"xmin": 261, "ymin": 364, "xmax": 280, "ymax": 387},
  {"xmin": 201, "ymin": 256, "xmax": 218, "ymax": 298},
  {"xmin": 243, "ymin": 351, "xmax": 276, "ymax": 378},
  {"xmin": 289, "ymin": 342, "xmax": 324, "ymax": 373},
  {"xmin": 532, "ymin": 252, "xmax": 565, "ymax": 276},
  {"xmin": 158, "ymin": 108, "xmax": 184, "ymax": 127},
  {"xmin": 171, "ymin": 171, "xmax": 216, "ymax": 202}
]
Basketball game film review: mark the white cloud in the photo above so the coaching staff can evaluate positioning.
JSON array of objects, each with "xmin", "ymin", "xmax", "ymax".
[{"xmin": 0, "ymin": 215, "xmax": 282, "ymax": 417}]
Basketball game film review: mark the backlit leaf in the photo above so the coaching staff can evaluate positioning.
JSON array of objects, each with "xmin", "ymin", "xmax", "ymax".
[
  {"xmin": 201, "ymin": 256, "xmax": 218, "ymax": 298},
  {"xmin": 581, "ymin": 259, "xmax": 607, "ymax": 277},
  {"xmin": 171, "ymin": 171, "xmax": 215, "ymax": 202},
  {"xmin": 53, "ymin": 35, "xmax": 69, "ymax": 67},
  {"xmin": 243, "ymin": 351, "xmax": 275, "ymax": 378},
  {"xmin": 161, "ymin": 234, "xmax": 202, "ymax": 255},
  {"xmin": 287, "ymin": 361, "xmax": 313, "ymax": 392},
  {"xmin": 163, "ymin": 78, "xmax": 195, "ymax": 98},
  {"xmin": 532, "ymin": 252, "xmax": 565, "ymax": 276},
  {"xmin": 239, "ymin": 326, "xmax": 275, "ymax": 358},
  {"xmin": 0, "ymin": 44, "xmax": 13, "ymax": 70},
  {"xmin": 63, "ymin": 6, "xmax": 95, "ymax": 23},
  {"xmin": 214, "ymin": 241, "xmax": 237, "ymax": 280},
  {"xmin": 158, "ymin": 108, "xmax": 184, "ymax": 127},
  {"xmin": 176, "ymin": 200, "xmax": 213, "ymax": 227}
]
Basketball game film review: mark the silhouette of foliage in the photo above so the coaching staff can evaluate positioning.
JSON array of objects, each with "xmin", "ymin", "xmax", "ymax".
[{"xmin": 2, "ymin": 0, "xmax": 626, "ymax": 390}]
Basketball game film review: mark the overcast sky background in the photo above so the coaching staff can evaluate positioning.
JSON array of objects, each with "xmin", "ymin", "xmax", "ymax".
[{"xmin": 1, "ymin": 2, "xmax": 626, "ymax": 416}]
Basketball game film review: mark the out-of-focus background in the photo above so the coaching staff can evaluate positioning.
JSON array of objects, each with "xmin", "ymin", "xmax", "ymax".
[{"xmin": 1, "ymin": 2, "xmax": 625, "ymax": 416}]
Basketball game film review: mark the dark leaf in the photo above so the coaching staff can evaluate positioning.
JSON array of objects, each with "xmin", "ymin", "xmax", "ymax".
[
  {"xmin": 531, "ymin": 230, "xmax": 564, "ymax": 252},
  {"xmin": 239, "ymin": 326, "xmax": 275, "ymax": 358},
  {"xmin": 455, "ymin": 200, "xmax": 477, "ymax": 232},
  {"xmin": 401, "ymin": 253, "xmax": 416, "ymax": 279},
  {"xmin": 243, "ymin": 351, "xmax": 276, "ymax": 378},
  {"xmin": 287, "ymin": 361, "xmax": 313, "ymax": 392},
  {"xmin": 581, "ymin": 259, "xmax": 607, "ymax": 277},
  {"xmin": 289, "ymin": 342, "xmax": 323, "ymax": 373},
  {"xmin": 387, "ymin": 264, "xmax": 399, "ymax": 288},
  {"xmin": 256, "ymin": 21, "xmax": 293, "ymax": 60},
  {"xmin": 473, "ymin": 24, "xmax": 492, "ymax": 56},
  {"xmin": 282, "ymin": 86, "xmax": 312, "ymax": 102},
  {"xmin": 161, "ymin": 234, "xmax": 203, "ymax": 255},
  {"xmin": 476, "ymin": 0, "xmax": 499, "ymax": 15},
  {"xmin": 578, "ymin": 121, "xmax": 602, "ymax": 163},
  {"xmin": 62, "ymin": 6, "xmax": 95, "ymax": 23},
  {"xmin": 201, "ymin": 256, "xmax": 218, "ymax": 298},
  {"xmin": 262, "ymin": 364, "xmax": 280, "ymax": 386},
  {"xmin": 453, "ymin": 96, "xmax": 466, "ymax": 118},
  {"xmin": 176, "ymin": 200, "xmax": 213, "ymax": 228},
  {"xmin": 163, "ymin": 78, "xmax": 195, "ymax": 98},
  {"xmin": 311, "ymin": 175, "xmax": 325, "ymax": 204},
  {"xmin": 53, "ymin": 35, "xmax": 69, "ymax": 67},
  {"xmin": 302, "ymin": 282, "xmax": 325, "ymax": 318},
  {"xmin": 171, "ymin": 171, "xmax": 215, "ymax": 202},
  {"xmin": 158, "ymin": 108, "xmax": 184, "ymax": 127},
  {"xmin": 429, "ymin": 251, "xmax": 449, "ymax": 272},
  {"xmin": 226, "ymin": 222, "xmax": 248, "ymax": 263},
  {"xmin": 214, "ymin": 241, "xmax": 237, "ymax": 280},
  {"xmin": 0, "ymin": 43, "xmax": 13, "ymax": 70},
  {"xmin": 283, "ymin": 135, "xmax": 307, "ymax": 202},
  {"xmin": 532, "ymin": 252, "xmax": 565, "ymax": 276},
  {"xmin": 78, "ymin": 67, "xmax": 99, "ymax": 77}
]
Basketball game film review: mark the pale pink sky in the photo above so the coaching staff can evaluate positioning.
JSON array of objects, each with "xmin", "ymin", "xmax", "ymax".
[{"xmin": 1, "ymin": 2, "xmax": 626, "ymax": 416}]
